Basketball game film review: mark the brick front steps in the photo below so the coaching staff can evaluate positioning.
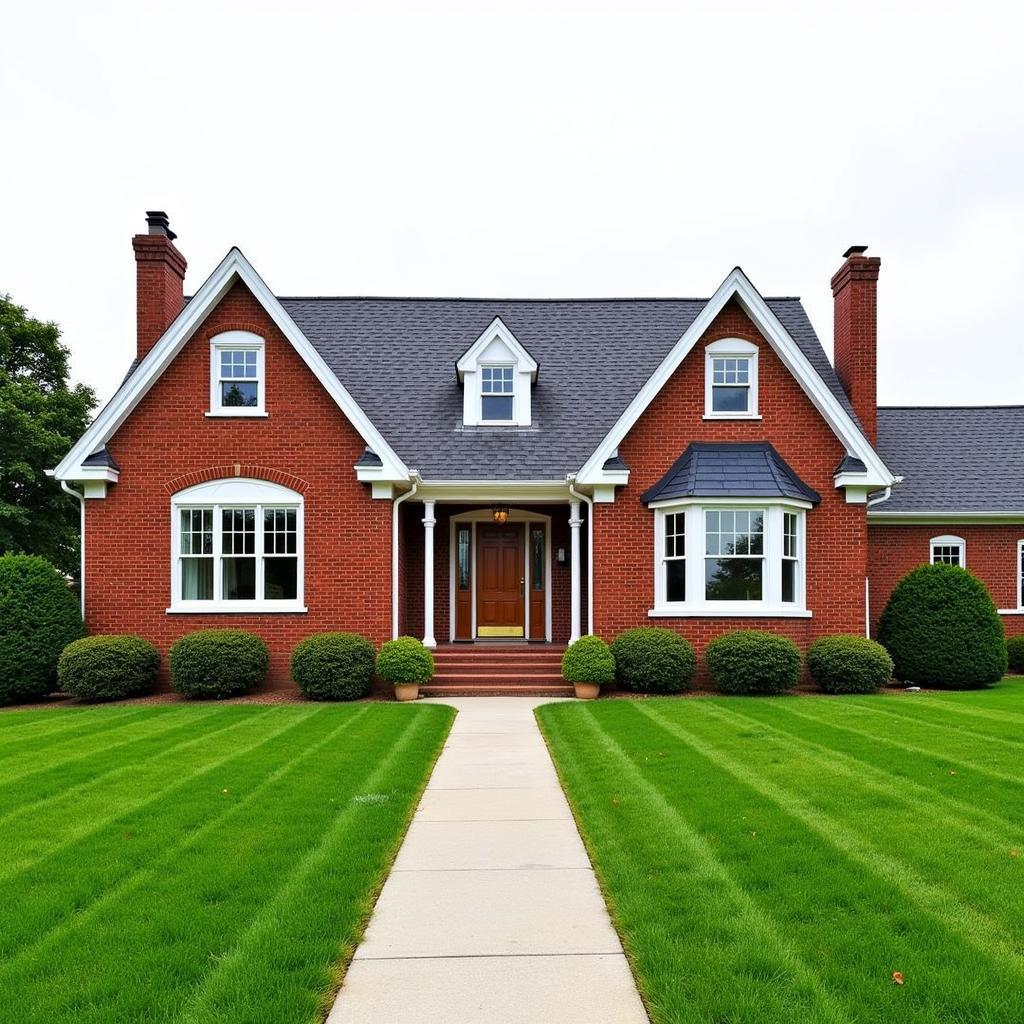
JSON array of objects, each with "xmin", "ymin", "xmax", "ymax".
[{"xmin": 424, "ymin": 645, "xmax": 571, "ymax": 697}]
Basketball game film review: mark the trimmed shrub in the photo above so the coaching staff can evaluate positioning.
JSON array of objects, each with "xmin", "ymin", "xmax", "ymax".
[
  {"xmin": 561, "ymin": 635, "xmax": 615, "ymax": 686},
  {"xmin": 376, "ymin": 636, "xmax": 434, "ymax": 685},
  {"xmin": 58, "ymin": 635, "xmax": 160, "ymax": 702},
  {"xmin": 877, "ymin": 564, "xmax": 1007, "ymax": 689},
  {"xmin": 706, "ymin": 630, "xmax": 802, "ymax": 695},
  {"xmin": 0, "ymin": 554, "xmax": 84, "ymax": 705},
  {"xmin": 169, "ymin": 629, "xmax": 269, "ymax": 699},
  {"xmin": 1007, "ymin": 636, "xmax": 1024, "ymax": 675},
  {"xmin": 611, "ymin": 627, "xmax": 696, "ymax": 694},
  {"xmin": 291, "ymin": 632, "xmax": 375, "ymax": 701},
  {"xmin": 807, "ymin": 635, "xmax": 893, "ymax": 695}
]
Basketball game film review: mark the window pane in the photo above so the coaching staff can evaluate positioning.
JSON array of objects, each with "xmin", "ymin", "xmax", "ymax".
[
  {"xmin": 223, "ymin": 557, "xmax": 256, "ymax": 600},
  {"xmin": 264, "ymin": 506, "xmax": 297, "ymax": 555},
  {"xmin": 264, "ymin": 557, "xmax": 297, "ymax": 600},
  {"xmin": 666, "ymin": 559, "xmax": 686, "ymax": 602},
  {"xmin": 705, "ymin": 558, "xmax": 763, "ymax": 601},
  {"xmin": 931, "ymin": 544, "xmax": 961, "ymax": 566},
  {"xmin": 531, "ymin": 528, "xmax": 544, "ymax": 591},
  {"xmin": 711, "ymin": 385, "xmax": 750, "ymax": 413},
  {"xmin": 784, "ymin": 513, "xmax": 797, "ymax": 558},
  {"xmin": 221, "ymin": 380, "xmax": 258, "ymax": 407},
  {"xmin": 458, "ymin": 527, "xmax": 471, "ymax": 591},
  {"xmin": 181, "ymin": 558, "xmax": 213, "ymax": 600},
  {"xmin": 180, "ymin": 508, "xmax": 213, "ymax": 555},
  {"xmin": 220, "ymin": 348, "xmax": 258, "ymax": 378},
  {"xmin": 782, "ymin": 560, "xmax": 796, "ymax": 603},
  {"xmin": 482, "ymin": 395, "xmax": 513, "ymax": 420}
]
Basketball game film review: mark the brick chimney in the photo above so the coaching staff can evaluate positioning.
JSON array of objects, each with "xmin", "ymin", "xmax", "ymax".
[
  {"xmin": 132, "ymin": 211, "xmax": 186, "ymax": 362},
  {"xmin": 831, "ymin": 244, "xmax": 880, "ymax": 445}
]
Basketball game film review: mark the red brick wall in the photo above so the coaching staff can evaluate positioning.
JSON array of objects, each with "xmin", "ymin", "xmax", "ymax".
[
  {"xmin": 593, "ymin": 298, "xmax": 868, "ymax": 678},
  {"xmin": 84, "ymin": 281, "xmax": 391, "ymax": 688},
  {"xmin": 868, "ymin": 524, "xmax": 1024, "ymax": 637}
]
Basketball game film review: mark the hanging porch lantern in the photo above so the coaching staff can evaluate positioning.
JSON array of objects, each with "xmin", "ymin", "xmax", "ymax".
[{"xmin": 491, "ymin": 504, "xmax": 510, "ymax": 525}]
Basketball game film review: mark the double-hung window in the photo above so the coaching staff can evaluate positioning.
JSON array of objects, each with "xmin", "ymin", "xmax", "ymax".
[
  {"xmin": 653, "ymin": 502, "xmax": 807, "ymax": 615},
  {"xmin": 481, "ymin": 365, "xmax": 514, "ymax": 421},
  {"xmin": 930, "ymin": 535, "xmax": 965, "ymax": 567},
  {"xmin": 704, "ymin": 338, "xmax": 759, "ymax": 418},
  {"xmin": 171, "ymin": 479, "xmax": 303, "ymax": 612},
  {"xmin": 209, "ymin": 331, "xmax": 266, "ymax": 416}
]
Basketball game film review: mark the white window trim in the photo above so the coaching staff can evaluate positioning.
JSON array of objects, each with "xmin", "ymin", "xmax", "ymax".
[
  {"xmin": 457, "ymin": 317, "xmax": 537, "ymax": 428},
  {"xmin": 479, "ymin": 363, "xmax": 516, "ymax": 424},
  {"xmin": 649, "ymin": 497, "xmax": 811, "ymax": 617},
  {"xmin": 930, "ymin": 534, "xmax": 966, "ymax": 567},
  {"xmin": 169, "ymin": 478, "xmax": 305, "ymax": 613},
  {"xmin": 703, "ymin": 337, "xmax": 761, "ymax": 420},
  {"xmin": 207, "ymin": 330, "xmax": 268, "ymax": 417}
]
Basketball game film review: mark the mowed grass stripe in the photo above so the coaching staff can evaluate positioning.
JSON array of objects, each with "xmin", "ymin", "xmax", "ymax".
[
  {"xmin": 174, "ymin": 708, "xmax": 451, "ymax": 1024},
  {"xmin": 700, "ymin": 701, "xmax": 1024, "ymax": 852},
  {"xmin": 0, "ymin": 707, "xmax": 360, "ymax": 966},
  {"xmin": 636, "ymin": 702, "xmax": 1024, "ymax": 968},
  {"xmin": 0, "ymin": 704, "xmax": 149, "ymax": 742},
  {"xmin": 539, "ymin": 705, "xmax": 851, "ymax": 1024},
  {"xmin": 0, "ymin": 705, "xmax": 154, "ymax": 757}
]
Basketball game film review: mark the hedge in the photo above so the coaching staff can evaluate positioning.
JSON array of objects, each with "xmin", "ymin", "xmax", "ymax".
[
  {"xmin": 561, "ymin": 635, "xmax": 615, "ymax": 686},
  {"xmin": 376, "ymin": 637, "xmax": 434, "ymax": 685},
  {"xmin": 169, "ymin": 629, "xmax": 269, "ymax": 699},
  {"xmin": 806, "ymin": 635, "xmax": 893, "ymax": 695},
  {"xmin": 0, "ymin": 554, "xmax": 84, "ymax": 705},
  {"xmin": 58, "ymin": 635, "xmax": 160, "ymax": 702},
  {"xmin": 291, "ymin": 632, "xmax": 375, "ymax": 701},
  {"xmin": 877, "ymin": 564, "xmax": 1006, "ymax": 689},
  {"xmin": 705, "ymin": 630, "xmax": 802, "ymax": 695},
  {"xmin": 610, "ymin": 627, "xmax": 696, "ymax": 694},
  {"xmin": 1007, "ymin": 635, "xmax": 1024, "ymax": 674}
]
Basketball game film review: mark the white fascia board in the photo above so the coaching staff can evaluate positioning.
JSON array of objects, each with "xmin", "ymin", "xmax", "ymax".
[
  {"xmin": 646, "ymin": 495, "xmax": 814, "ymax": 512},
  {"xmin": 456, "ymin": 317, "xmax": 538, "ymax": 381},
  {"xmin": 54, "ymin": 248, "xmax": 409, "ymax": 484},
  {"xmin": 868, "ymin": 510, "xmax": 1024, "ymax": 525},
  {"xmin": 415, "ymin": 479, "xmax": 570, "ymax": 502},
  {"xmin": 57, "ymin": 465, "xmax": 120, "ymax": 484},
  {"xmin": 576, "ymin": 267, "xmax": 894, "ymax": 489}
]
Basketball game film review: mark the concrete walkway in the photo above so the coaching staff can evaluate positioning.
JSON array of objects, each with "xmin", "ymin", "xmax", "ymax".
[{"xmin": 327, "ymin": 697, "xmax": 649, "ymax": 1024}]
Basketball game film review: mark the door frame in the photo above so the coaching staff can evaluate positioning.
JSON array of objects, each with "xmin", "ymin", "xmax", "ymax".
[{"xmin": 449, "ymin": 508, "xmax": 552, "ymax": 642}]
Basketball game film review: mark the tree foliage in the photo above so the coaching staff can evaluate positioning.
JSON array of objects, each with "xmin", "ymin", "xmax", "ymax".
[{"xmin": 0, "ymin": 295, "xmax": 95, "ymax": 576}]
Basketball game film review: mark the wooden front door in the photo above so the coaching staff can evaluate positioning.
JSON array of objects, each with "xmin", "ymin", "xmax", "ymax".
[{"xmin": 476, "ymin": 523, "xmax": 525, "ymax": 637}]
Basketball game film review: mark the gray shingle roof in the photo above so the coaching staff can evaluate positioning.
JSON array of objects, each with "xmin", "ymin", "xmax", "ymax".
[
  {"xmin": 83, "ymin": 446, "xmax": 119, "ymax": 471},
  {"xmin": 876, "ymin": 407, "xmax": 1024, "ymax": 513},
  {"xmin": 281, "ymin": 296, "xmax": 858, "ymax": 480},
  {"xmin": 641, "ymin": 442, "xmax": 821, "ymax": 505}
]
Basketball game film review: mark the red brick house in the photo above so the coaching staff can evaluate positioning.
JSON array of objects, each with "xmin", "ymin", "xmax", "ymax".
[{"xmin": 53, "ymin": 214, "xmax": 1024, "ymax": 690}]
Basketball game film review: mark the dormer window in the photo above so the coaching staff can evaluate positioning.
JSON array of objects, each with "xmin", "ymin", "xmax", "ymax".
[
  {"xmin": 481, "ymin": 366, "xmax": 514, "ymax": 421},
  {"xmin": 456, "ymin": 317, "xmax": 538, "ymax": 428},
  {"xmin": 208, "ymin": 331, "xmax": 267, "ymax": 416},
  {"xmin": 704, "ymin": 338, "xmax": 760, "ymax": 419}
]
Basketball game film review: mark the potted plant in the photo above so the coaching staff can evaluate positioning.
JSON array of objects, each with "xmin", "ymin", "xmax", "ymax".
[
  {"xmin": 376, "ymin": 636, "xmax": 434, "ymax": 701},
  {"xmin": 561, "ymin": 635, "xmax": 615, "ymax": 700}
]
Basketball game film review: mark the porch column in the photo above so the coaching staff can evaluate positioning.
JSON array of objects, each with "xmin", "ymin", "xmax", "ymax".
[
  {"xmin": 569, "ymin": 498, "xmax": 582, "ymax": 644},
  {"xmin": 422, "ymin": 500, "xmax": 437, "ymax": 648}
]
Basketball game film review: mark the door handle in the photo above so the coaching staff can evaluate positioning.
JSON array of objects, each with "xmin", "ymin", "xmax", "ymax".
[{"xmin": 520, "ymin": 576, "xmax": 525, "ymax": 595}]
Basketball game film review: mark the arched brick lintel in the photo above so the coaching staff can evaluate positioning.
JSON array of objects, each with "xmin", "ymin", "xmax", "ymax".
[{"xmin": 163, "ymin": 465, "xmax": 310, "ymax": 495}]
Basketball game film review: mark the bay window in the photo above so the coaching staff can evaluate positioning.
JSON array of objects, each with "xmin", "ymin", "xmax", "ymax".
[
  {"xmin": 652, "ymin": 500, "xmax": 808, "ymax": 616},
  {"xmin": 170, "ymin": 478, "xmax": 304, "ymax": 612}
]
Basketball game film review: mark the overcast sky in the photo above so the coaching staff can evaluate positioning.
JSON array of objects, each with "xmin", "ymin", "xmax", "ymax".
[{"xmin": 2, "ymin": 1, "xmax": 1021, "ymax": 409}]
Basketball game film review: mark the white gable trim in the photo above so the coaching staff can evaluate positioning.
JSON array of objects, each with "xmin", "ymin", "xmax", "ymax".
[
  {"xmin": 456, "ymin": 316, "xmax": 538, "ymax": 428},
  {"xmin": 456, "ymin": 316, "xmax": 537, "ymax": 380},
  {"xmin": 54, "ymin": 248, "xmax": 409, "ymax": 483},
  {"xmin": 576, "ymin": 267, "xmax": 894, "ymax": 490}
]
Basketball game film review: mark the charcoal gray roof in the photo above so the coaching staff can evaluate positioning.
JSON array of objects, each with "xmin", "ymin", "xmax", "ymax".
[
  {"xmin": 83, "ymin": 446, "xmax": 119, "ymax": 471},
  {"xmin": 280, "ymin": 296, "xmax": 859, "ymax": 480},
  {"xmin": 876, "ymin": 407, "xmax": 1024, "ymax": 513},
  {"xmin": 641, "ymin": 442, "xmax": 821, "ymax": 505}
]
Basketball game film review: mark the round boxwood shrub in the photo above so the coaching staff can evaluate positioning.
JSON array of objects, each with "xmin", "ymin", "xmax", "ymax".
[
  {"xmin": 0, "ymin": 554, "xmax": 84, "ymax": 705},
  {"xmin": 1007, "ymin": 635, "xmax": 1024, "ymax": 675},
  {"xmin": 291, "ymin": 632, "xmax": 375, "ymax": 701},
  {"xmin": 58, "ymin": 635, "xmax": 160, "ymax": 702},
  {"xmin": 610, "ymin": 627, "xmax": 696, "ymax": 694},
  {"xmin": 561, "ymin": 635, "xmax": 615, "ymax": 685},
  {"xmin": 376, "ymin": 636, "xmax": 434, "ymax": 685},
  {"xmin": 806, "ymin": 635, "xmax": 893, "ymax": 695},
  {"xmin": 169, "ymin": 629, "xmax": 269, "ymax": 699},
  {"xmin": 706, "ymin": 630, "xmax": 802, "ymax": 695},
  {"xmin": 877, "ymin": 564, "xmax": 1006, "ymax": 689}
]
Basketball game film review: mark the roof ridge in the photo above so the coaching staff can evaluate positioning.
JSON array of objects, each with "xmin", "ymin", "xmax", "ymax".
[
  {"xmin": 274, "ymin": 295, "xmax": 803, "ymax": 304},
  {"xmin": 880, "ymin": 404, "xmax": 1024, "ymax": 411}
]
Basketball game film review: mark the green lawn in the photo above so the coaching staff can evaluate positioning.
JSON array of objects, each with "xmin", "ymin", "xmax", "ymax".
[
  {"xmin": 0, "ymin": 702, "xmax": 453, "ymax": 1024},
  {"xmin": 537, "ymin": 682, "xmax": 1024, "ymax": 1024}
]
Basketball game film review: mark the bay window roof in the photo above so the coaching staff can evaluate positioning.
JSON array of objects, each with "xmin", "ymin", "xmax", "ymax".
[{"xmin": 641, "ymin": 442, "xmax": 821, "ymax": 506}]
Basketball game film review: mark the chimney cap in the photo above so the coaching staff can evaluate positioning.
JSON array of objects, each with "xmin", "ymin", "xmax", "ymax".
[
  {"xmin": 842, "ymin": 244, "xmax": 869, "ymax": 259},
  {"xmin": 145, "ymin": 210, "xmax": 177, "ymax": 242}
]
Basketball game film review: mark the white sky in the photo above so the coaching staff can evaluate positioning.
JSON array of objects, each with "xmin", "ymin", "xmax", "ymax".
[{"xmin": 1, "ymin": 1, "xmax": 1021, "ymax": 408}]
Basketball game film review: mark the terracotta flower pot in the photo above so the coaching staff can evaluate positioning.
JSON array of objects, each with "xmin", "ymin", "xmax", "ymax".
[
  {"xmin": 573, "ymin": 681, "xmax": 600, "ymax": 700},
  {"xmin": 394, "ymin": 683, "xmax": 420, "ymax": 702}
]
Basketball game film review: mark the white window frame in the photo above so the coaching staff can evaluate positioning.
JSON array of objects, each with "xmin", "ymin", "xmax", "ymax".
[
  {"xmin": 479, "ymin": 363, "xmax": 516, "ymax": 424},
  {"xmin": 704, "ymin": 338, "xmax": 760, "ymax": 420},
  {"xmin": 930, "ymin": 535, "xmax": 966, "ymax": 568},
  {"xmin": 1018, "ymin": 540, "xmax": 1024, "ymax": 611},
  {"xmin": 169, "ymin": 478, "xmax": 305, "ymax": 613},
  {"xmin": 208, "ymin": 330, "xmax": 267, "ymax": 417},
  {"xmin": 650, "ymin": 498, "xmax": 810, "ymax": 617}
]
